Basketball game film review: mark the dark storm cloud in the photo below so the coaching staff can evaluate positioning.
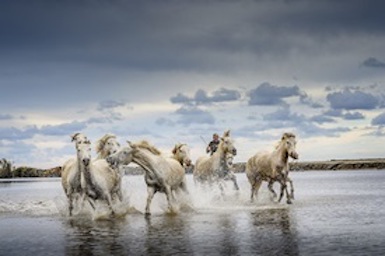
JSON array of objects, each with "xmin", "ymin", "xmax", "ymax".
[
  {"xmin": 372, "ymin": 112, "xmax": 385, "ymax": 126},
  {"xmin": 326, "ymin": 89, "xmax": 379, "ymax": 110},
  {"xmin": 170, "ymin": 88, "xmax": 241, "ymax": 105},
  {"xmin": 2, "ymin": 0, "xmax": 385, "ymax": 73},
  {"xmin": 248, "ymin": 83, "xmax": 300, "ymax": 106},
  {"xmin": 362, "ymin": 57, "xmax": 385, "ymax": 68}
]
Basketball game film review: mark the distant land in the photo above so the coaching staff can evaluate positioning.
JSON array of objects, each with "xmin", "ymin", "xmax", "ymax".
[{"xmin": 1, "ymin": 158, "xmax": 385, "ymax": 178}]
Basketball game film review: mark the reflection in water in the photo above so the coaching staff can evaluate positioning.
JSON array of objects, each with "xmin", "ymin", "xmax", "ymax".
[
  {"xmin": 64, "ymin": 218, "xmax": 126, "ymax": 256},
  {"xmin": 144, "ymin": 215, "xmax": 194, "ymax": 255},
  {"xmin": 250, "ymin": 208, "xmax": 299, "ymax": 256}
]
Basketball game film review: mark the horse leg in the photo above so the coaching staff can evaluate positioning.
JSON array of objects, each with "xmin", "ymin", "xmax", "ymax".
[
  {"xmin": 164, "ymin": 186, "xmax": 175, "ymax": 213},
  {"xmin": 287, "ymin": 177, "xmax": 294, "ymax": 200},
  {"xmin": 145, "ymin": 186, "xmax": 156, "ymax": 215},
  {"xmin": 278, "ymin": 180, "xmax": 286, "ymax": 203},
  {"xmin": 68, "ymin": 192, "xmax": 74, "ymax": 216},
  {"xmin": 250, "ymin": 179, "xmax": 262, "ymax": 203},
  {"xmin": 267, "ymin": 179, "xmax": 278, "ymax": 199},
  {"xmin": 229, "ymin": 172, "xmax": 239, "ymax": 191},
  {"xmin": 104, "ymin": 193, "xmax": 115, "ymax": 216}
]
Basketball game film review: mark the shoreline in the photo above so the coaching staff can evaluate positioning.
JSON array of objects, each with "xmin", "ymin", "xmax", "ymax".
[{"xmin": 1, "ymin": 158, "xmax": 385, "ymax": 178}]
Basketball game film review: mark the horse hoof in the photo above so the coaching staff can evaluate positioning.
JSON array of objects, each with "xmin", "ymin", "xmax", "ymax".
[
  {"xmin": 287, "ymin": 200, "xmax": 292, "ymax": 204},
  {"xmin": 145, "ymin": 212, "xmax": 151, "ymax": 216}
]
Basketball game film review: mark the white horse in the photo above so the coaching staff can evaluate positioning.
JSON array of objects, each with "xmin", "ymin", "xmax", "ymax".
[
  {"xmin": 61, "ymin": 133, "xmax": 89, "ymax": 216},
  {"xmin": 171, "ymin": 143, "xmax": 192, "ymax": 168},
  {"xmin": 95, "ymin": 133, "xmax": 120, "ymax": 160},
  {"xmin": 246, "ymin": 132, "xmax": 298, "ymax": 204},
  {"xmin": 193, "ymin": 130, "xmax": 239, "ymax": 191},
  {"xmin": 79, "ymin": 141, "xmax": 122, "ymax": 216},
  {"xmin": 107, "ymin": 140, "xmax": 189, "ymax": 215}
]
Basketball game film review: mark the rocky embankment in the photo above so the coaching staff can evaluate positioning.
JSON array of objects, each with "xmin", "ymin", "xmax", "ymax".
[
  {"xmin": 1, "ymin": 158, "xmax": 385, "ymax": 178},
  {"xmin": 230, "ymin": 158, "xmax": 385, "ymax": 173}
]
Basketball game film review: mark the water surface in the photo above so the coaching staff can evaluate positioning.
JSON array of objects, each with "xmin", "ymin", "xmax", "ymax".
[{"xmin": 1, "ymin": 170, "xmax": 385, "ymax": 256}]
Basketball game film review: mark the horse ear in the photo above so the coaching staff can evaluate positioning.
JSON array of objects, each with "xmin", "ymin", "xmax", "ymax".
[
  {"xmin": 172, "ymin": 146, "xmax": 177, "ymax": 154},
  {"xmin": 127, "ymin": 140, "xmax": 135, "ymax": 148},
  {"xmin": 223, "ymin": 130, "xmax": 230, "ymax": 137},
  {"xmin": 71, "ymin": 132, "xmax": 80, "ymax": 142}
]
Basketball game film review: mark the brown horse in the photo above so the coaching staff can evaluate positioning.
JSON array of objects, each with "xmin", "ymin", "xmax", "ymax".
[{"xmin": 246, "ymin": 132, "xmax": 298, "ymax": 204}]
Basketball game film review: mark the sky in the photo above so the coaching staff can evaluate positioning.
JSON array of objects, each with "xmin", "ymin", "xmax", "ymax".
[{"xmin": 1, "ymin": 0, "xmax": 385, "ymax": 169}]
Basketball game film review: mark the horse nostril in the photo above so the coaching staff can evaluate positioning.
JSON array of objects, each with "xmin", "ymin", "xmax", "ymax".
[{"xmin": 83, "ymin": 158, "xmax": 90, "ymax": 166}]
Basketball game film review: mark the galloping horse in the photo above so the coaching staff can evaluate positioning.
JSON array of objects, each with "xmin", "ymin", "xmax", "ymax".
[
  {"xmin": 107, "ymin": 140, "xmax": 189, "ymax": 215},
  {"xmin": 193, "ymin": 130, "xmax": 239, "ymax": 191},
  {"xmin": 246, "ymin": 132, "xmax": 298, "ymax": 204},
  {"xmin": 61, "ymin": 133, "xmax": 89, "ymax": 216},
  {"xmin": 79, "ymin": 142, "xmax": 121, "ymax": 216}
]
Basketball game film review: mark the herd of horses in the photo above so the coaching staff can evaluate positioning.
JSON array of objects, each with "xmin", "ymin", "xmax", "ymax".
[{"xmin": 61, "ymin": 130, "xmax": 298, "ymax": 217}]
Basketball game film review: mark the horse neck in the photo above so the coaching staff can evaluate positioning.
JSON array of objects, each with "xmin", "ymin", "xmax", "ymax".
[
  {"xmin": 95, "ymin": 149, "xmax": 108, "ymax": 160},
  {"xmin": 274, "ymin": 142, "xmax": 289, "ymax": 165},
  {"xmin": 78, "ymin": 160, "xmax": 93, "ymax": 186},
  {"xmin": 131, "ymin": 149, "xmax": 159, "ymax": 176},
  {"xmin": 172, "ymin": 151, "xmax": 183, "ymax": 165}
]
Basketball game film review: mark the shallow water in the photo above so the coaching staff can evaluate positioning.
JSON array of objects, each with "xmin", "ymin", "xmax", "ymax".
[{"xmin": 1, "ymin": 171, "xmax": 385, "ymax": 256}]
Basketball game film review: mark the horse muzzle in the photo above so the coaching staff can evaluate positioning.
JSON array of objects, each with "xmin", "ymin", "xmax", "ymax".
[
  {"xmin": 184, "ymin": 159, "xmax": 192, "ymax": 167},
  {"xmin": 232, "ymin": 148, "xmax": 237, "ymax": 156},
  {"xmin": 83, "ymin": 158, "xmax": 90, "ymax": 167},
  {"xmin": 291, "ymin": 152, "xmax": 299, "ymax": 160}
]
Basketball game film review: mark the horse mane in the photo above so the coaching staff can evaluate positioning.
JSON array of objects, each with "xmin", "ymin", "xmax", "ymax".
[
  {"xmin": 95, "ymin": 133, "xmax": 117, "ymax": 153},
  {"xmin": 275, "ymin": 132, "xmax": 296, "ymax": 149},
  {"xmin": 172, "ymin": 143, "xmax": 186, "ymax": 154},
  {"xmin": 134, "ymin": 140, "xmax": 162, "ymax": 155}
]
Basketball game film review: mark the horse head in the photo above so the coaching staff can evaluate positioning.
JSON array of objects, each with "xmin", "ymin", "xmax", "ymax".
[
  {"xmin": 76, "ymin": 140, "xmax": 92, "ymax": 167},
  {"xmin": 71, "ymin": 132, "xmax": 88, "ymax": 148},
  {"xmin": 106, "ymin": 141, "xmax": 135, "ymax": 168},
  {"xmin": 282, "ymin": 132, "xmax": 298, "ymax": 160},
  {"xmin": 96, "ymin": 134, "xmax": 120, "ymax": 158},
  {"xmin": 172, "ymin": 143, "xmax": 192, "ymax": 167},
  {"xmin": 220, "ymin": 130, "xmax": 237, "ymax": 156}
]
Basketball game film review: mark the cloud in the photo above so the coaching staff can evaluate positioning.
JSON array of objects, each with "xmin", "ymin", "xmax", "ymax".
[
  {"xmin": 343, "ymin": 111, "xmax": 365, "ymax": 120},
  {"xmin": 0, "ymin": 126, "xmax": 38, "ymax": 141},
  {"xmin": 326, "ymin": 89, "xmax": 379, "ymax": 110},
  {"xmin": 40, "ymin": 121, "xmax": 88, "ymax": 136},
  {"xmin": 0, "ymin": 114, "xmax": 13, "ymax": 120},
  {"xmin": 170, "ymin": 87, "xmax": 241, "ymax": 105},
  {"xmin": 155, "ymin": 117, "xmax": 175, "ymax": 127},
  {"xmin": 175, "ymin": 106, "xmax": 215, "ymax": 126},
  {"xmin": 310, "ymin": 115, "xmax": 336, "ymax": 124},
  {"xmin": 97, "ymin": 100, "xmax": 129, "ymax": 111},
  {"xmin": 263, "ymin": 107, "xmax": 305, "ymax": 122},
  {"xmin": 0, "ymin": 121, "xmax": 88, "ymax": 141},
  {"xmin": 372, "ymin": 112, "xmax": 385, "ymax": 126},
  {"xmin": 362, "ymin": 57, "xmax": 385, "ymax": 68},
  {"xmin": 248, "ymin": 83, "xmax": 300, "ymax": 106},
  {"xmin": 299, "ymin": 93, "xmax": 324, "ymax": 108}
]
